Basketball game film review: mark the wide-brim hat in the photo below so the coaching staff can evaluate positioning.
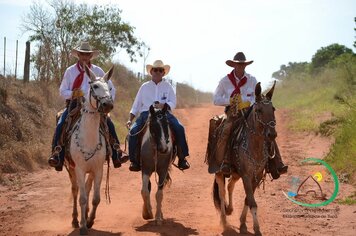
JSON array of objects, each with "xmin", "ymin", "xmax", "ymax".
[
  {"xmin": 226, "ymin": 52, "xmax": 253, "ymax": 67},
  {"xmin": 146, "ymin": 60, "xmax": 170, "ymax": 76},
  {"xmin": 70, "ymin": 41, "xmax": 100, "ymax": 59}
]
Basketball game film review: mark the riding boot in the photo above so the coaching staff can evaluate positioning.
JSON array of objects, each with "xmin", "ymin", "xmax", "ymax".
[
  {"xmin": 48, "ymin": 146, "xmax": 65, "ymax": 171},
  {"xmin": 178, "ymin": 157, "xmax": 190, "ymax": 170},
  {"xmin": 266, "ymin": 141, "xmax": 288, "ymax": 179},
  {"xmin": 220, "ymin": 158, "xmax": 231, "ymax": 176},
  {"xmin": 274, "ymin": 141, "xmax": 288, "ymax": 174},
  {"xmin": 111, "ymin": 143, "xmax": 129, "ymax": 168},
  {"xmin": 129, "ymin": 162, "xmax": 141, "ymax": 172}
]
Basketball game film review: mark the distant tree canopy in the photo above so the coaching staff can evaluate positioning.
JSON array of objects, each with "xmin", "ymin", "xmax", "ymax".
[
  {"xmin": 21, "ymin": 0, "xmax": 144, "ymax": 83},
  {"xmin": 272, "ymin": 62, "xmax": 309, "ymax": 80},
  {"xmin": 272, "ymin": 43, "xmax": 354, "ymax": 80},
  {"xmin": 311, "ymin": 43, "xmax": 353, "ymax": 72}
]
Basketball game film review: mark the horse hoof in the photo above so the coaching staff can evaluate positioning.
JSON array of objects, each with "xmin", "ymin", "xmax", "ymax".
[
  {"xmin": 255, "ymin": 231, "xmax": 262, "ymax": 236},
  {"xmin": 226, "ymin": 207, "xmax": 233, "ymax": 215},
  {"xmin": 79, "ymin": 227, "xmax": 88, "ymax": 235},
  {"xmin": 72, "ymin": 220, "xmax": 79, "ymax": 228},
  {"xmin": 87, "ymin": 220, "xmax": 94, "ymax": 229},
  {"xmin": 155, "ymin": 219, "xmax": 163, "ymax": 225},
  {"xmin": 240, "ymin": 223, "xmax": 248, "ymax": 234},
  {"xmin": 142, "ymin": 211, "xmax": 154, "ymax": 220}
]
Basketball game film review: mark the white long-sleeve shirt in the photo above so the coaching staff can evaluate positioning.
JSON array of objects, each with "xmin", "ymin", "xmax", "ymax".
[
  {"xmin": 213, "ymin": 72, "xmax": 257, "ymax": 106},
  {"xmin": 59, "ymin": 63, "xmax": 116, "ymax": 100},
  {"xmin": 130, "ymin": 80, "xmax": 176, "ymax": 116}
]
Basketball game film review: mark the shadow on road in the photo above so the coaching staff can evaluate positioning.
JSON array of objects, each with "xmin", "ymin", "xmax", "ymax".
[{"xmin": 135, "ymin": 217, "xmax": 198, "ymax": 236}]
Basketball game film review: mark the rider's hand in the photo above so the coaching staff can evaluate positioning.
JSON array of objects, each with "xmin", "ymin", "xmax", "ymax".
[
  {"xmin": 72, "ymin": 89, "xmax": 84, "ymax": 98},
  {"xmin": 126, "ymin": 120, "xmax": 132, "ymax": 130}
]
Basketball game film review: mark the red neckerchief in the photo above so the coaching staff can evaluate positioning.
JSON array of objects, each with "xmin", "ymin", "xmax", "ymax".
[
  {"xmin": 72, "ymin": 62, "xmax": 91, "ymax": 90},
  {"xmin": 227, "ymin": 70, "xmax": 247, "ymax": 97}
]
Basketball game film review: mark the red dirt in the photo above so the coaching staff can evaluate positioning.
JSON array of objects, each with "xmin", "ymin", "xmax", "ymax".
[{"xmin": 0, "ymin": 104, "xmax": 355, "ymax": 236}]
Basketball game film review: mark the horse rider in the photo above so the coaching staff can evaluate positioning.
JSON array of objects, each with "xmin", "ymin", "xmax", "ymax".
[
  {"xmin": 126, "ymin": 60, "xmax": 190, "ymax": 172},
  {"xmin": 48, "ymin": 41, "xmax": 127, "ymax": 171},
  {"xmin": 212, "ymin": 51, "xmax": 288, "ymax": 178}
]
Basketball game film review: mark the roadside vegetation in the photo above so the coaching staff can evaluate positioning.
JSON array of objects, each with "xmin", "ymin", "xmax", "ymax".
[{"xmin": 272, "ymin": 43, "xmax": 356, "ymax": 186}]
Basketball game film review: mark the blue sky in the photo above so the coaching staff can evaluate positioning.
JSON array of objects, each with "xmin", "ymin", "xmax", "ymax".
[{"xmin": 0, "ymin": 0, "xmax": 355, "ymax": 92}]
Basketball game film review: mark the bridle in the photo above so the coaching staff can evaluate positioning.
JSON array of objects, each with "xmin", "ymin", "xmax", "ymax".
[{"xmin": 88, "ymin": 80, "xmax": 112, "ymax": 113}]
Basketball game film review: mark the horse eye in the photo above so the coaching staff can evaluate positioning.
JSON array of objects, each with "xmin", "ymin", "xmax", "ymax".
[{"xmin": 93, "ymin": 84, "xmax": 99, "ymax": 89}]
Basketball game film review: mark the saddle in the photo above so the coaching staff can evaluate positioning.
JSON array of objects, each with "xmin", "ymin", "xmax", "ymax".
[
  {"xmin": 205, "ymin": 111, "xmax": 246, "ymax": 174},
  {"xmin": 57, "ymin": 98, "xmax": 112, "ymax": 168}
]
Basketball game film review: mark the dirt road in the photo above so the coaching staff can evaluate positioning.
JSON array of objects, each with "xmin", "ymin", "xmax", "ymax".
[{"xmin": 0, "ymin": 104, "xmax": 355, "ymax": 236}]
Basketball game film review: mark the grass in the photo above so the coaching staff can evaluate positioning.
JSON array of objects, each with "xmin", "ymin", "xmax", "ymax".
[
  {"xmin": 337, "ymin": 192, "xmax": 356, "ymax": 205},
  {"xmin": 273, "ymin": 57, "xmax": 356, "ymax": 185}
]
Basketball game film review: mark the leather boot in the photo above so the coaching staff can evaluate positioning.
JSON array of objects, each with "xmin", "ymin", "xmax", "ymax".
[
  {"xmin": 48, "ymin": 146, "xmax": 64, "ymax": 171},
  {"xmin": 129, "ymin": 162, "xmax": 141, "ymax": 172},
  {"xmin": 178, "ymin": 158, "xmax": 190, "ymax": 170},
  {"xmin": 220, "ymin": 161, "xmax": 231, "ymax": 175}
]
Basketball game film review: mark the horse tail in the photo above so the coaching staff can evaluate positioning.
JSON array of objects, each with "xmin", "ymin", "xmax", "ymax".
[{"xmin": 213, "ymin": 177, "xmax": 227, "ymax": 212}]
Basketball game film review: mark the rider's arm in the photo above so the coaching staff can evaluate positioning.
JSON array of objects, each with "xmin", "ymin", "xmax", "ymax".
[
  {"xmin": 59, "ymin": 69, "xmax": 74, "ymax": 100},
  {"xmin": 213, "ymin": 79, "xmax": 230, "ymax": 106}
]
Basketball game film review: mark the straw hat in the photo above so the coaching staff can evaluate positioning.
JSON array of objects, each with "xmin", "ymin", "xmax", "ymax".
[
  {"xmin": 146, "ymin": 60, "xmax": 170, "ymax": 76},
  {"xmin": 70, "ymin": 41, "xmax": 100, "ymax": 59},
  {"xmin": 226, "ymin": 52, "xmax": 253, "ymax": 67}
]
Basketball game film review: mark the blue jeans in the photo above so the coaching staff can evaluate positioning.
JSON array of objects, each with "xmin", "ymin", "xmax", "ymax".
[{"xmin": 128, "ymin": 111, "xmax": 189, "ymax": 163}]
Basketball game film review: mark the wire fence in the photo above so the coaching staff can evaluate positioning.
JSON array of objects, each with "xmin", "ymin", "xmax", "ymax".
[{"xmin": 0, "ymin": 36, "xmax": 28, "ymax": 79}]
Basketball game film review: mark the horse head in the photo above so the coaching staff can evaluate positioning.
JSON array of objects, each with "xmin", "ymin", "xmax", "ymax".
[
  {"xmin": 85, "ymin": 65, "xmax": 114, "ymax": 114},
  {"xmin": 253, "ymin": 81, "xmax": 277, "ymax": 142},
  {"xmin": 148, "ymin": 103, "xmax": 170, "ymax": 153}
]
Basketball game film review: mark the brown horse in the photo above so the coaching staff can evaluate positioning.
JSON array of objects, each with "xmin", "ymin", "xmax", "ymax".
[{"xmin": 213, "ymin": 82, "xmax": 277, "ymax": 236}]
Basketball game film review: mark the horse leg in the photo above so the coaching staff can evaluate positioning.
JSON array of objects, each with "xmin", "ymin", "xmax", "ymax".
[
  {"xmin": 239, "ymin": 201, "xmax": 249, "ymax": 234},
  {"xmin": 155, "ymin": 172, "xmax": 167, "ymax": 225},
  {"xmin": 214, "ymin": 173, "xmax": 228, "ymax": 228},
  {"xmin": 85, "ymin": 173, "xmax": 94, "ymax": 221},
  {"xmin": 76, "ymin": 170, "xmax": 89, "ymax": 235},
  {"xmin": 87, "ymin": 171, "xmax": 100, "ymax": 229},
  {"xmin": 141, "ymin": 173, "xmax": 153, "ymax": 220},
  {"xmin": 226, "ymin": 173, "xmax": 240, "ymax": 215},
  {"xmin": 241, "ymin": 176, "xmax": 261, "ymax": 236},
  {"xmin": 68, "ymin": 168, "xmax": 79, "ymax": 228}
]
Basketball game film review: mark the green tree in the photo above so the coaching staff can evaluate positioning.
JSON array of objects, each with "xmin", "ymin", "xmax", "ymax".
[
  {"xmin": 22, "ymin": 0, "xmax": 144, "ymax": 83},
  {"xmin": 272, "ymin": 62, "xmax": 309, "ymax": 80},
  {"xmin": 311, "ymin": 43, "xmax": 353, "ymax": 73}
]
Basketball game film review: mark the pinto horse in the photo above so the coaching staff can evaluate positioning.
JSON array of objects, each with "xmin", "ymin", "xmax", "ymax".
[
  {"xmin": 213, "ymin": 82, "xmax": 277, "ymax": 236},
  {"xmin": 66, "ymin": 66, "xmax": 114, "ymax": 235},
  {"xmin": 140, "ymin": 104, "xmax": 174, "ymax": 225}
]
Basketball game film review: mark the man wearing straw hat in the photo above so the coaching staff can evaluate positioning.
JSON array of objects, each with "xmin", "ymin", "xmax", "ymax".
[
  {"xmin": 48, "ymin": 41, "xmax": 126, "ymax": 171},
  {"xmin": 210, "ymin": 51, "xmax": 288, "ymax": 178},
  {"xmin": 126, "ymin": 59, "xmax": 190, "ymax": 172}
]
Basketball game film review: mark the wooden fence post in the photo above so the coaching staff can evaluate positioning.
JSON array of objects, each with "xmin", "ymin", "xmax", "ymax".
[{"xmin": 23, "ymin": 41, "xmax": 30, "ymax": 83}]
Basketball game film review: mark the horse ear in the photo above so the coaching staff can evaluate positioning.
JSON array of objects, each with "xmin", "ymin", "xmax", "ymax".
[
  {"xmin": 255, "ymin": 82, "xmax": 262, "ymax": 102},
  {"xmin": 85, "ymin": 65, "xmax": 96, "ymax": 81},
  {"xmin": 162, "ymin": 103, "xmax": 168, "ymax": 113},
  {"xmin": 103, "ymin": 66, "xmax": 114, "ymax": 82},
  {"xmin": 266, "ymin": 80, "xmax": 276, "ymax": 100},
  {"xmin": 149, "ymin": 105, "xmax": 155, "ymax": 114}
]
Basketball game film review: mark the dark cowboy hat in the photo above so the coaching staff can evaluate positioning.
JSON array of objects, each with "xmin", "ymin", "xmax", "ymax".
[{"xmin": 226, "ymin": 52, "xmax": 253, "ymax": 67}]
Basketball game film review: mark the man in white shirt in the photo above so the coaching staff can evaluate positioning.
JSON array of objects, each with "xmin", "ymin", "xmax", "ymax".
[
  {"xmin": 48, "ymin": 41, "xmax": 125, "ymax": 171},
  {"xmin": 126, "ymin": 60, "xmax": 190, "ymax": 171},
  {"xmin": 212, "ymin": 52, "xmax": 287, "ymax": 178}
]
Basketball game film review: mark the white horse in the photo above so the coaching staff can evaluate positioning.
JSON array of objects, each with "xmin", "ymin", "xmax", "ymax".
[{"xmin": 66, "ymin": 65, "xmax": 114, "ymax": 235}]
